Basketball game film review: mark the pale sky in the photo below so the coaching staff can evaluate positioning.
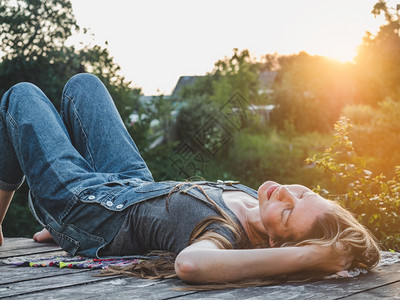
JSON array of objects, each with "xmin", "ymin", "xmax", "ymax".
[{"xmin": 68, "ymin": 0, "xmax": 393, "ymax": 95}]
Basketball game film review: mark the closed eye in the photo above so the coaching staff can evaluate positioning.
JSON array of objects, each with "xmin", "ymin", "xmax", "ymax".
[
  {"xmin": 300, "ymin": 191, "xmax": 312, "ymax": 198},
  {"xmin": 282, "ymin": 208, "xmax": 291, "ymax": 224}
]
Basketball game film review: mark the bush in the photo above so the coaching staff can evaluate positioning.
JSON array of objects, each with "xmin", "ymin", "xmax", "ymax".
[
  {"xmin": 307, "ymin": 117, "xmax": 400, "ymax": 250},
  {"xmin": 342, "ymin": 100, "xmax": 400, "ymax": 177},
  {"xmin": 225, "ymin": 130, "xmax": 333, "ymax": 189}
]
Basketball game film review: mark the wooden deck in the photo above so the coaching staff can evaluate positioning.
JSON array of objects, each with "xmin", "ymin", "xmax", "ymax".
[{"xmin": 1, "ymin": 238, "xmax": 400, "ymax": 299}]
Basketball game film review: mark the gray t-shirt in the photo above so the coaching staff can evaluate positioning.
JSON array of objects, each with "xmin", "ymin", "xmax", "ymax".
[{"xmin": 100, "ymin": 185, "xmax": 245, "ymax": 256}]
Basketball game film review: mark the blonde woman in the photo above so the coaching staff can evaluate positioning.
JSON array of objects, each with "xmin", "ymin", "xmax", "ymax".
[{"xmin": 0, "ymin": 74, "xmax": 379, "ymax": 286}]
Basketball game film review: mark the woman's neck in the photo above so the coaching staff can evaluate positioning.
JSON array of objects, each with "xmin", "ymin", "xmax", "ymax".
[{"xmin": 222, "ymin": 191, "xmax": 269, "ymax": 248}]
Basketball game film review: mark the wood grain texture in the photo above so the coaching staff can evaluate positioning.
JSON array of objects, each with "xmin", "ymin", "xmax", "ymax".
[{"xmin": 1, "ymin": 238, "xmax": 400, "ymax": 299}]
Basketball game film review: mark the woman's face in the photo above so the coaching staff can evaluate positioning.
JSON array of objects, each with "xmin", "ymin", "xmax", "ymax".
[{"xmin": 258, "ymin": 181, "xmax": 330, "ymax": 247}]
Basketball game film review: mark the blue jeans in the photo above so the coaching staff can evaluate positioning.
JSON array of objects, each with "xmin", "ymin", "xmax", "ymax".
[
  {"xmin": 0, "ymin": 73, "xmax": 258, "ymax": 257},
  {"xmin": 0, "ymin": 73, "xmax": 157, "ymax": 256}
]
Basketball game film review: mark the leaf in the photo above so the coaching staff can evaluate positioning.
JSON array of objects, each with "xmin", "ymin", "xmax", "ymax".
[{"xmin": 381, "ymin": 183, "xmax": 389, "ymax": 194}]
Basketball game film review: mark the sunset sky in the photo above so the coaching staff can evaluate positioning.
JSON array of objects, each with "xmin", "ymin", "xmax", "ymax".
[{"xmin": 68, "ymin": 0, "xmax": 394, "ymax": 95}]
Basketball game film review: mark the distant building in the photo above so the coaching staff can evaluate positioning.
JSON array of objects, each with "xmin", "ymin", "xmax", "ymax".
[
  {"xmin": 170, "ymin": 71, "xmax": 277, "ymax": 98},
  {"xmin": 248, "ymin": 104, "xmax": 275, "ymax": 122},
  {"xmin": 132, "ymin": 71, "xmax": 278, "ymax": 146},
  {"xmin": 258, "ymin": 71, "xmax": 277, "ymax": 95},
  {"xmin": 170, "ymin": 75, "xmax": 203, "ymax": 99}
]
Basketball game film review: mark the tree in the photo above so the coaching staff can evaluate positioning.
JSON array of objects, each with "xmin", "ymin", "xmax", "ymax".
[
  {"xmin": 0, "ymin": 0, "xmax": 78, "ymax": 61},
  {"xmin": 271, "ymin": 52, "xmax": 356, "ymax": 133},
  {"xmin": 211, "ymin": 48, "xmax": 261, "ymax": 106},
  {"xmin": 0, "ymin": 0, "xmax": 82, "ymax": 104},
  {"xmin": 0, "ymin": 0, "xmax": 139, "ymax": 115},
  {"xmin": 355, "ymin": 0, "xmax": 400, "ymax": 105},
  {"xmin": 0, "ymin": 0, "xmax": 143, "ymax": 237}
]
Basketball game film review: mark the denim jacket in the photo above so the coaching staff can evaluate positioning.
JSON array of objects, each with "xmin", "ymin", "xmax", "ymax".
[{"xmin": 29, "ymin": 180, "xmax": 258, "ymax": 257}]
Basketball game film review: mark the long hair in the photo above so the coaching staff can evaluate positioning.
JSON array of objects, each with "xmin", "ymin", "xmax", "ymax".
[
  {"xmin": 101, "ymin": 185, "xmax": 380, "ymax": 290},
  {"xmin": 294, "ymin": 199, "xmax": 380, "ymax": 269}
]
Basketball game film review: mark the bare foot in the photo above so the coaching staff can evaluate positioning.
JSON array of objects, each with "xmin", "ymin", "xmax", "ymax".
[{"xmin": 33, "ymin": 228, "xmax": 55, "ymax": 243}]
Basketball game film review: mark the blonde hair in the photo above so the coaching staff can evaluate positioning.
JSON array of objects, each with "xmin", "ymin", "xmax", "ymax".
[
  {"xmin": 101, "ymin": 185, "xmax": 380, "ymax": 289},
  {"xmin": 295, "ymin": 199, "xmax": 380, "ymax": 269}
]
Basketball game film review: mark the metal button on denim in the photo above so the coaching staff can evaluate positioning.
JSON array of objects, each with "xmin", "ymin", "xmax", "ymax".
[
  {"xmin": 88, "ymin": 195, "xmax": 95, "ymax": 200},
  {"xmin": 116, "ymin": 204, "xmax": 123, "ymax": 209},
  {"xmin": 106, "ymin": 201, "xmax": 113, "ymax": 207}
]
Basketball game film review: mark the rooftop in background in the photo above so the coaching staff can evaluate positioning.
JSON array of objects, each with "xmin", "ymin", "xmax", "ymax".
[
  {"xmin": 168, "ymin": 71, "xmax": 278, "ymax": 99},
  {"xmin": 170, "ymin": 76, "xmax": 203, "ymax": 98}
]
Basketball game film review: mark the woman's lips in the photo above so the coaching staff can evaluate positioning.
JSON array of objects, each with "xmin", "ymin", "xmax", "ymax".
[{"xmin": 267, "ymin": 185, "xmax": 279, "ymax": 200}]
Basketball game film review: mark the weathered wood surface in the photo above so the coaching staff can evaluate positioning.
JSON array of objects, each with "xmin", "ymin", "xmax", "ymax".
[{"xmin": 1, "ymin": 238, "xmax": 400, "ymax": 299}]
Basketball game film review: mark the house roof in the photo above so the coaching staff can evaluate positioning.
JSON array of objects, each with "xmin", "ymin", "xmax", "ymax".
[
  {"xmin": 170, "ymin": 71, "xmax": 277, "ymax": 98},
  {"xmin": 171, "ymin": 76, "xmax": 202, "ymax": 98}
]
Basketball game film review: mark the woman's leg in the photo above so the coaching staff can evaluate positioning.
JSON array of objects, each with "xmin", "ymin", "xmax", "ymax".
[
  {"xmin": 0, "ymin": 82, "xmax": 102, "ymax": 229},
  {"xmin": 60, "ymin": 73, "xmax": 153, "ymax": 181}
]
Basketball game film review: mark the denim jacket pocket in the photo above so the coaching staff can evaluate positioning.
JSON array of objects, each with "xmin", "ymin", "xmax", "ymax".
[
  {"xmin": 77, "ymin": 181, "xmax": 127, "ymax": 208},
  {"xmin": 76, "ymin": 181, "xmax": 177, "ymax": 212},
  {"xmin": 47, "ymin": 224, "xmax": 80, "ymax": 256}
]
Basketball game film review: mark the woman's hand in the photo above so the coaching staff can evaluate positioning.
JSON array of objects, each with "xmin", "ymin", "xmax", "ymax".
[
  {"xmin": 0, "ymin": 190, "xmax": 15, "ymax": 246},
  {"xmin": 304, "ymin": 243, "xmax": 354, "ymax": 273},
  {"xmin": 0, "ymin": 224, "xmax": 4, "ymax": 246}
]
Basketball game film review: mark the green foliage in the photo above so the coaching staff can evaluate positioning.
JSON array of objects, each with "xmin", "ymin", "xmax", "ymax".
[
  {"xmin": 355, "ymin": 1, "xmax": 400, "ymax": 105},
  {"xmin": 211, "ymin": 48, "xmax": 262, "ymax": 105},
  {"xmin": 271, "ymin": 52, "xmax": 356, "ymax": 133},
  {"xmin": 226, "ymin": 130, "xmax": 332, "ymax": 189},
  {"xmin": 130, "ymin": 95, "xmax": 174, "ymax": 152},
  {"xmin": 343, "ymin": 100, "xmax": 400, "ymax": 177},
  {"xmin": 307, "ymin": 117, "xmax": 400, "ymax": 250},
  {"xmin": 0, "ymin": 0, "xmax": 78, "ymax": 60},
  {"xmin": 175, "ymin": 97, "xmax": 219, "ymax": 141},
  {"xmin": 0, "ymin": 0, "xmax": 81, "ymax": 105}
]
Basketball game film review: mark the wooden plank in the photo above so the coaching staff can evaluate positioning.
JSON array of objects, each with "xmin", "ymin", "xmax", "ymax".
[
  {"xmin": 0, "ymin": 237, "xmax": 29, "ymax": 244},
  {"xmin": 7, "ymin": 277, "xmax": 199, "ymax": 300},
  {"xmin": 5, "ymin": 264, "xmax": 400, "ymax": 300},
  {"xmin": 0, "ymin": 270, "xmax": 125, "ymax": 298},
  {"xmin": 0, "ymin": 237, "xmax": 60, "ymax": 251},
  {"xmin": 0, "ymin": 237, "xmax": 197, "ymax": 299},
  {"xmin": 0, "ymin": 238, "xmax": 61, "ymax": 259},
  {"xmin": 0, "ymin": 264, "xmax": 91, "ymax": 285},
  {"xmin": 341, "ymin": 281, "xmax": 400, "ymax": 299},
  {"xmin": 2, "ymin": 237, "xmax": 400, "ymax": 299},
  {"xmin": 0, "ymin": 248, "xmax": 66, "ymax": 259},
  {"xmin": 0, "ymin": 250, "xmax": 68, "ymax": 268},
  {"xmin": 171, "ymin": 264, "xmax": 400, "ymax": 299}
]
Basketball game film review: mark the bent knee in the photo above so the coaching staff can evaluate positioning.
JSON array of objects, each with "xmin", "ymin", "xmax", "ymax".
[
  {"xmin": 63, "ymin": 73, "xmax": 102, "ymax": 94},
  {"xmin": 62, "ymin": 73, "xmax": 106, "ymax": 108},
  {"xmin": 1, "ymin": 82, "xmax": 45, "ymax": 109},
  {"xmin": 9, "ymin": 82, "xmax": 43, "ymax": 97}
]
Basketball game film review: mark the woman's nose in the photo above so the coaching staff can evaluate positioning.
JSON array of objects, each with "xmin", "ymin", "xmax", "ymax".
[{"xmin": 278, "ymin": 187, "xmax": 295, "ymax": 204}]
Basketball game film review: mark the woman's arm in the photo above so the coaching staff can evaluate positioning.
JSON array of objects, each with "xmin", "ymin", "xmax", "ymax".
[
  {"xmin": 175, "ymin": 239, "xmax": 353, "ymax": 283},
  {"xmin": 0, "ymin": 190, "xmax": 15, "ymax": 246}
]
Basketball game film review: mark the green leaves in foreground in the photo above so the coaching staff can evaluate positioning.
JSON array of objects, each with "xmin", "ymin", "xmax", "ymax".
[{"xmin": 307, "ymin": 116, "xmax": 400, "ymax": 250}]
